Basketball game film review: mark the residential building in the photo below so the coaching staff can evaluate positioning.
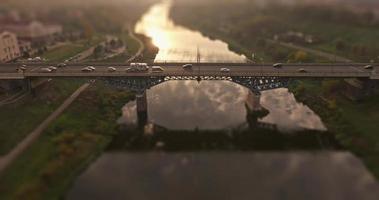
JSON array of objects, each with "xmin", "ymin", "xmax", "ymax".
[
  {"xmin": 0, "ymin": 31, "xmax": 21, "ymax": 63},
  {"xmin": 0, "ymin": 20, "xmax": 63, "ymax": 46}
]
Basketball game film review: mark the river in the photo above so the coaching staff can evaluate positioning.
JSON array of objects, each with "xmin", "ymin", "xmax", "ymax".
[{"xmin": 66, "ymin": 1, "xmax": 379, "ymax": 199}]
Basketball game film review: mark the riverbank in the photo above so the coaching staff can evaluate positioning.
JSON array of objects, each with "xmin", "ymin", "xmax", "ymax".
[
  {"xmin": 169, "ymin": 0, "xmax": 379, "ymax": 178},
  {"xmin": 289, "ymin": 80, "xmax": 379, "ymax": 177},
  {"xmin": 0, "ymin": 82, "xmax": 136, "ymax": 199},
  {"xmin": 0, "ymin": 23, "xmax": 159, "ymax": 200}
]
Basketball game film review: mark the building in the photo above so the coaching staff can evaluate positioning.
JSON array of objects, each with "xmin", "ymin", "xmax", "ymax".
[
  {"xmin": 0, "ymin": 31, "xmax": 21, "ymax": 63},
  {"xmin": 0, "ymin": 20, "xmax": 63, "ymax": 47}
]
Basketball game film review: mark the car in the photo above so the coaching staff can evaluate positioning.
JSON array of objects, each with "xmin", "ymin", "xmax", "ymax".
[
  {"xmin": 48, "ymin": 66, "xmax": 57, "ymax": 71},
  {"xmin": 18, "ymin": 65, "xmax": 27, "ymax": 71},
  {"xmin": 87, "ymin": 66, "xmax": 96, "ymax": 71},
  {"xmin": 108, "ymin": 67, "xmax": 117, "ymax": 72},
  {"xmin": 126, "ymin": 67, "xmax": 137, "ymax": 73},
  {"xmin": 40, "ymin": 68, "xmax": 53, "ymax": 73},
  {"xmin": 182, "ymin": 64, "xmax": 193, "ymax": 70},
  {"xmin": 57, "ymin": 63, "xmax": 67, "ymax": 68},
  {"xmin": 220, "ymin": 68, "xmax": 230, "ymax": 73},
  {"xmin": 298, "ymin": 68, "xmax": 307, "ymax": 73},
  {"xmin": 273, "ymin": 63, "xmax": 283, "ymax": 68},
  {"xmin": 17, "ymin": 68, "xmax": 26, "ymax": 73},
  {"xmin": 34, "ymin": 57, "xmax": 42, "ymax": 62},
  {"xmin": 364, "ymin": 65, "xmax": 374, "ymax": 70},
  {"xmin": 151, "ymin": 66, "xmax": 164, "ymax": 73},
  {"xmin": 81, "ymin": 67, "xmax": 93, "ymax": 72}
]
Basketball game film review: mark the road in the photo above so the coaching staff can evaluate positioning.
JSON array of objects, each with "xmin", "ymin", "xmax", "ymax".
[
  {"xmin": 126, "ymin": 25, "xmax": 145, "ymax": 63},
  {"xmin": 0, "ymin": 63, "xmax": 377, "ymax": 79},
  {"xmin": 0, "ymin": 83, "xmax": 91, "ymax": 175}
]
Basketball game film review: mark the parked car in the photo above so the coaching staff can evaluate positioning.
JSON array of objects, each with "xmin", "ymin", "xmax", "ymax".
[
  {"xmin": 273, "ymin": 63, "xmax": 283, "ymax": 68},
  {"xmin": 151, "ymin": 66, "xmax": 165, "ymax": 73},
  {"xmin": 220, "ymin": 68, "xmax": 230, "ymax": 73}
]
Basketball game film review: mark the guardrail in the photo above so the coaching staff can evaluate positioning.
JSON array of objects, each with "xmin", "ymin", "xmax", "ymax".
[
  {"xmin": 0, "ymin": 62, "xmax": 378, "ymax": 67},
  {"xmin": 13, "ymin": 71, "xmax": 372, "ymax": 78}
]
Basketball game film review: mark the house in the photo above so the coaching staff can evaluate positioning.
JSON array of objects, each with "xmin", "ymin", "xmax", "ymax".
[
  {"xmin": 0, "ymin": 31, "xmax": 21, "ymax": 63},
  {"xmin": 0, "ymin": 20, "xmax": 63, "ymax": 47}
]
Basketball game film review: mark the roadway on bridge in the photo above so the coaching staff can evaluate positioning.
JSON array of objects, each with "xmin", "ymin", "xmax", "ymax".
[{"xmin": 0, "ymin": 63, "xmax": 377, "ymax": 79}]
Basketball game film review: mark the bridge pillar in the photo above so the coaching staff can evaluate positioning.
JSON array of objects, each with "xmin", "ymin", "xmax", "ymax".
[
  {"xmin": 24, "ymin": 78, "xmax": 32, "ymax": 92},
  {"xmin": 246, "ymin": 90, "xmax": 262, "ymax": 111},
  {"xmin": 136, "ymin": 90, "xmax": 148, "ymax": 128}
]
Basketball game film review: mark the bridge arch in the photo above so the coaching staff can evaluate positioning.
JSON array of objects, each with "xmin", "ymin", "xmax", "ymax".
[{"xmin": 102, "ymin": 76, "xmax": 289, "ymax": 95}]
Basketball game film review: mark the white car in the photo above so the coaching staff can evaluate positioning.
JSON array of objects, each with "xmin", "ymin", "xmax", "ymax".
[
  {"xmin": 48, "ymin": 66, "xmax": 58, "ymax": 71},
  {"xmin": 298, "ymin": 68, "xmax": 307, "ymax": 73},
  {"xmin": 273, "ymin": 63, "xmax": 283, "ymax": 68},
  {"xmin": 57, "ymin": 63, "xmax": 67, "ymax": 68},
  {"xmin": 108, "ymin": 67, "xmax": 117, "ymax": 72},
  {"xmin": 151, "ymin": 66, "xmax": 164, "ymax": 73},
  {"xmin": 87, "ymin": 66, "xmax": 96, "ymax": 71},
  {"xmin": 81, "ymin": 67, "xmax": 93, "ymax": 72},
  {"xmin": 40, "ymin": 68, "xmax": 53, "ymax": 73},
  {"xmin": 364, "ymin": 65, "xmax": 374, "ymax": 70},
  {"xmin": 220, "ymin": 68, "xmax": 230, "ymax": 73},
  {"xmin": 182, "ymin": 64, "xmax": 193, "ymax": 70}
]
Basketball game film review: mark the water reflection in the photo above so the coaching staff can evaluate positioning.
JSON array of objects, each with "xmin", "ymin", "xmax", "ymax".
[
  {"xmin": 67, "ymin": 152, "xmax": 379, "ymax": 200},
  {"xmin": 119, "ymin": 81, "xmax": 326, "ymax": 131},
  {"xmin": 135, "ymin": 0, "xmax": 246, "ymax": 62},
  {"xmin": 68, "ymin": 1, "xmax": 379, "ymax": 199},
  {"xmin": 131, "ymin": 0, "xmax": 326, "ymax": 131}
]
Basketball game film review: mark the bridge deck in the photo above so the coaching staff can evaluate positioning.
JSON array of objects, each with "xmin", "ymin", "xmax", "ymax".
[{"xmin": 0, "ymin": 63, "xmax": 377, "ymax": 80}]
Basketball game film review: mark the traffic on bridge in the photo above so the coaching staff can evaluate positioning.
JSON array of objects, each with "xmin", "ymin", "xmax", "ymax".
[{"xmin": 0, "ymin": 62, "xmax": 377, "ymax": 80}]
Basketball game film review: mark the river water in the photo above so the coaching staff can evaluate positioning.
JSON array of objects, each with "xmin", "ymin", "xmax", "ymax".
[{"xmin": 67, "ymin": 1, "xmax": 379, "ymax": 199}]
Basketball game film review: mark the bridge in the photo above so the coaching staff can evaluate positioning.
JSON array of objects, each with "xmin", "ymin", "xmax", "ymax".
[{"xmin": 0, "ymin": 62, "xmax": 377, "ymax": 95}]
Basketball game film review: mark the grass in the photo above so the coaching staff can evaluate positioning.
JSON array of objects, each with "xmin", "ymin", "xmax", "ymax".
[
  {"xmin": 0, "ymin": 79, "xmax": 84, "ymax": 155},
  {"xmin": 0, "ymin": 82, "xmax": 135, "ymax": 200},
  {"xmin": 41, "ymin": 35, "xmax": 105, "ymax": 62},
  {"xmin": 0, "ymin": 34, "xmax": 108, "ymax": 155},
  {"xmin": 102, "ymin": 30, "xmax": 142, "ymax": 62},
  {"xmin": 290, "ymin": 80, "xmax": 379, "ymax": 177}
]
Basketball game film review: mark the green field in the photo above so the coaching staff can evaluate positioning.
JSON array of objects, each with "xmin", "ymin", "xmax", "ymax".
[
  {"xmin": 0, "ymin": 83, "xmax": 135, "ymax": 200},
  {"xmin": 40, "ymin": 36, "xmax": 105, "ymax": 62},
  {"xmin": 0, "ymin": 79, "xmax": 84, "ymax": 155}
]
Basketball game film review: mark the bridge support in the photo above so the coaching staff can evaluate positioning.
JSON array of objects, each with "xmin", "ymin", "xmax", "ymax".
[
  {"xmin": 24, "ymin": 78, "xmax": 32, "ymax": 92},
  {"xmin": 136, "ymin": 91, "xmax": 148, "ymax": 128},
  {"xmin": 246, "ymin": 90, "xmax": 262, "ymax": 111}
]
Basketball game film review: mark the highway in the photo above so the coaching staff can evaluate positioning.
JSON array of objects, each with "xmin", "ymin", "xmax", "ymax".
[{"xmin": 0, "ymin": 62, "xmax": 377, "ymax": 79}]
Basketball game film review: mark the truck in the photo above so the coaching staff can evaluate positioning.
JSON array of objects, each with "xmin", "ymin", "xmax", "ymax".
[{"xmin": 126, "ymin": 63, "xmax": 149, "ymax": 72}]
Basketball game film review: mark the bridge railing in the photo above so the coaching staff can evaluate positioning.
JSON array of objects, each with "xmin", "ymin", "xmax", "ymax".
[{"xmin": 16, "ymin": 71, "xmax": 373, "ymax": 78}]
